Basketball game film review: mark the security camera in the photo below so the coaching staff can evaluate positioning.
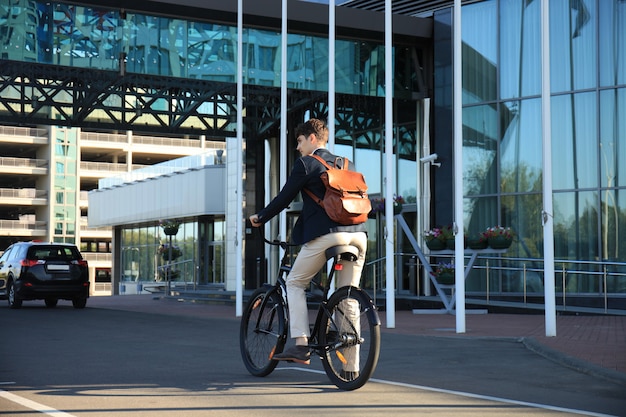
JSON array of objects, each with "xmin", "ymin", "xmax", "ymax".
[{"xmin": 420, "ymin": 153, "xmax": 441, "ymax": 167}]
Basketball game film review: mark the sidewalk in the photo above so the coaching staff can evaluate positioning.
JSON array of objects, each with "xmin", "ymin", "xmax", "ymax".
[{"xmin": 87, "ymin": 294, "xmax": 626, "ymax": 385}]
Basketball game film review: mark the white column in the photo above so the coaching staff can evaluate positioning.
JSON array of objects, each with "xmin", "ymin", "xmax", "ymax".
[
  {"xmin": 384, "ymin": 0, "xmax": 395, "ymax": 328},
  {"xmin": 235, "ymin": 0, "xmax": 244, "ymax": 317},
  {"xmin": 279, "ymin": 0, "xmax": 288, "ymax": 246},
  {"xmin": 453, "ymin": 0, "xmax": 466, "ymax": 333},
  {"xmin": 328, "ymin": 0, "xmax": 335, "ymax": 151},
  {"xmin": 541, "ymin": 0, "xmax": 557, "ymax": 337}
]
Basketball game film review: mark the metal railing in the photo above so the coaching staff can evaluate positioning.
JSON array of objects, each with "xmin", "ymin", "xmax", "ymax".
[
  {"xmin": 362, "ymin": 252, "xmax": 626, "ymax": 314},
  {"xmin": 0, "ymin": 219, "xmax": 47, "ymax": 231},
  {"xmin": 0, "ymin": 157, "xmax": 48, "ymax": 169},
  {"xmin": 0, "ymin": 188, "xmax": 47, "ymax": 199},
  {"xmin": 156, "ymin": 258, "xmax": 196, "ymax": 294},
  {"xmin": 0, "ymin": 125, "xmax": 48, "ymax": 137}
]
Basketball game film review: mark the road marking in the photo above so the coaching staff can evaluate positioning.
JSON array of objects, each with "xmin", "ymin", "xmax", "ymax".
[
  {"xmin": 0, "ymin": 389, "xmax": 76, "ymax": 417},
  {"xmin": 280, "ymin": 367, "xmax": 616, "ymax": 417}
]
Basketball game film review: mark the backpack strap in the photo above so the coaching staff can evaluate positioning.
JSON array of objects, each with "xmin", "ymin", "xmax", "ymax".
[{"xmin": 303, "ymin": 153, "xmax": 350, "ymax": 207}]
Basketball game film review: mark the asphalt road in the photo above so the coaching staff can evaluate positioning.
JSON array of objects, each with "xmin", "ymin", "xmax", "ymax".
[{"xmin": 1, "ymin": 302, "xmax": 625, "ymax": 417}]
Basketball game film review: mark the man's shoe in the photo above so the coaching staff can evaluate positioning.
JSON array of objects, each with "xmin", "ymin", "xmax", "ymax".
[
  {"xmin": 340, "ymin": 370, "xmax": 359, "ymax": 381},
  {"xmin": 272, "ymin": 345, "xmax": 311, "ymax": 365}
]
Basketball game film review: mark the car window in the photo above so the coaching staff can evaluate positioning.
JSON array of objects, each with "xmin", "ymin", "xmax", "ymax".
[
  {"xmin": 0, "ymin": 246, "xmax": 12, "ymax": 262},
  {"xmin": 27, "ymin": 245, "xmax": 80, "ymax": 261}
]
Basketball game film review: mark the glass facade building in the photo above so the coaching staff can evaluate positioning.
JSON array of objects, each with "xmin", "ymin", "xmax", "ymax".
[
  {"xmin": 0, "ymin": 0, "xmax": 624, "ymax": 311},
  {"xmin": 430, "ymin": 0, "xmax": 625, "ymax": 306}
]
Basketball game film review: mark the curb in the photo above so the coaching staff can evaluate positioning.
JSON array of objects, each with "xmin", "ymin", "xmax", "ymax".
[{"xmin": 521, "ymin": 337, "xmax": 626, "ymax": 387}]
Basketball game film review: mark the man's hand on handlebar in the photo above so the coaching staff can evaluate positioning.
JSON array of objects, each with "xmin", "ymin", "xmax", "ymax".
[{"xmin": 249, "ymin": 214, "xmax": 262, "ymax": 227}]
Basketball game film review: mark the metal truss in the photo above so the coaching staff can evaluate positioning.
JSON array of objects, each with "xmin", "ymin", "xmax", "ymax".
[
  {"xmin": 0, "ymin": 59, "xmax": 415, "ymax": 158},
  {"xmin": 0, "ymin": 60, "xmax": 241, "ymax": 136}
]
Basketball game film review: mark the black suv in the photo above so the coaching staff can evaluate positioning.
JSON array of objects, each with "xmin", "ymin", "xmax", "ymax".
[{"xmin": 0, "ymin": 242, "xmax": 89, "ymax": 309}]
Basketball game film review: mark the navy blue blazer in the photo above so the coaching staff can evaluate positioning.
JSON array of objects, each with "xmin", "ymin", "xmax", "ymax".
[{"xmin": 256, "ymin": 148, "xmax": 367, "ymax": 245}]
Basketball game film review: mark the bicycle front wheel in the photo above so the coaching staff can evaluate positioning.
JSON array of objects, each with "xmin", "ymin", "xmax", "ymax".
[
  {"xmin": 318, "ymin": 286, "xmax": 381, "ymax": 390},
  {"xmin": 239, "ymin": 287, "xmax": 287, "ymax": 377}
]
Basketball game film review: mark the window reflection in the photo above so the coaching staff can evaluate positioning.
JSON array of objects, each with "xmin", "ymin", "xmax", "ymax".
[
  {"xmin": 550, "ymin": 0, "xmax": 596, "ymax": 93},
  {"xmin": 4, "ymin": 2, "xmax": 422, "ymax": 98},
  {"xmin": 552, "ymin": 92, "xmax": 597, "ymax": 190}
]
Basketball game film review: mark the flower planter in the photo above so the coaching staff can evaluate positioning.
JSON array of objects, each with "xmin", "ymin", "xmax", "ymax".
[
  {"xmin": 488, "ymin": 236, "xmax": 512, "ymax": 249},
  {"xmin": 426, "ymin": 239, "xmax": 446, "ymax": 251},
  {"xmin": 436, "ymin": 273, "xmax": 454, "ymax": 285},
  {"xmin": 467, "ymin": 238, "xmax": 488, "ymax": 250},
  {"xmin": 163, "ymin": 225, "xmax": 179, "ymax": 236}
]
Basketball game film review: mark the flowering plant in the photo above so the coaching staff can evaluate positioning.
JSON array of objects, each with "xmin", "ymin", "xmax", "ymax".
[
  {"xmin": 159, "ymin": 244, "xmax": 182, "ymax": 260},
  {"xmin": 369, "ymin": 195, "xmax": 405, "ymax": 215},
  {"xmin": 484, "ymin": 226, "xmax": 514, "ymax": 239},
  {"xmin": 159, "ymin": 219, "xmax": 181, "ymax": 229},
  {"xmin": 424, "ymin": 226, "xmax": 446, "ymax": 242},
  {"xmin": 424, "ymin": 224, "xmax": 453, "ymax": 242},
  {"xmin": 432, "ymin": 261, "xmax": 455, "ymax": 277}
]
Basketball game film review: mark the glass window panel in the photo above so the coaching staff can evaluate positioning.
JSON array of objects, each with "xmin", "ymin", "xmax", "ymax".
[
  {"xmin": 551, "ymin": 92, "xmax": 597, "ymax": 190},
  {"xmin": 500, "ymin": 0, "xmax": 541, "ymax": 99},
  {"xmin": 601, "ymin": 189, "xmax": 625, "ymax": 262},
  {"xmin": 500, "ymin": 99, "xmax": 542, "ymax": 193},
  {"xmin": 462, "ymin": 0, "xmax": 497, "ymax": 104},
  {"xmin": 356, "ymin": 147, "xmax": 381, "ymax": 196},
  {"xmin": 599, "ymin": 88, "xmax": 625, "ymax": 188},
  {"xmin": 463, "ymin": 105, "xmax": 498, "ymax": 195},
  {"xmin": 553, "ymin": 191, "xmax": 599, "ymax": 261},
  {"xmin": 501, "ymin": 193, "xmax": 543, "ymax": 258},
  {"xmin": 550, "ymin": 0, "xmax": 596, "ymax": 93},
  {"xmin": 599, "ymin": 0, "xmax": 626, "ymax": 87},
  {"xmin": 464, "ymin": 196, "xmax": 498, "ymax": 236}
]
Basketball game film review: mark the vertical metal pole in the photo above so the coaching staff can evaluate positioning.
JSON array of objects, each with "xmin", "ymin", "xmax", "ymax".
[
  {"xmin": 384, "ymin": 0, "xmax": 395, "ymax": 328},
  {"xmin": 541, "ymin": 0, "xmax": 557, "ymax": 336},
  {"xmin": 453, "ymin": 0, "xmax": 465, "ymax": 333},
  {"xmin": 328, "ymin": 0, "xmax": 335, "ymax": 151},
  {"xmin": 602, "ymin": 265, "xmax": 609, "ymax": 313},
  {"xmin": 523, "ymin": 263, "xmax": 527, "ymax": 304},
  {"xmin": 279, "ymin": 0, "xmax": 288, "ymax": 252},
  {"xmin": 235, "ymin": 0, "xmax": 244, "ymax": 316}
]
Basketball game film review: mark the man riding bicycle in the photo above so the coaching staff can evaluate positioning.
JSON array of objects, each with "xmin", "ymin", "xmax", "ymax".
[{"xmin": 249, "ymin": 118, "xmax": 367, "ymax": 377}]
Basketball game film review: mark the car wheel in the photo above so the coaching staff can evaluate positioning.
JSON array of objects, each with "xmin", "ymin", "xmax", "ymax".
[
  {"xmin": 45, "ymin": 298, "xmax": 58, "ymax": 308},
  {"xmin": 8, "ymin": 281, "xmax": 22, "ymax": 309},
  {"xmin": 72, "ymin": 298, "xmax": 87, "ymax": 309}
]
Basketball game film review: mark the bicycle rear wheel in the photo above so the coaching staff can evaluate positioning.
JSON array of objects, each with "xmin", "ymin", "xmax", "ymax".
[
  {"xmin": 240, "ymin": 287, "xmax": 287, "ymax": 377},
  {"xmin": 318, "ymin": 286, "xmax": 381, "ymax": 390}
]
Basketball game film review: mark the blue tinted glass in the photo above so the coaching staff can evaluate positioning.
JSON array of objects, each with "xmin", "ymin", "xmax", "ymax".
[
  {"xmin": 551, "ymin": 92, "xmax": 598, "ymax": 190},
  {"xmin": 463, "ymin": 105, "xmax": 498, "ymax": 195},
  {"xmin": 462, "ymin": 0, "xmax": 497, "ymax": 104},
  {"xmin": 553, "ymin": 191, "xmax": 599, "ymax": 262},
  {"xmin": 500, "ymin": 99, "xmax": 542, "ymax": 193},
  {"xmin": 550, "ymin": 0, "xmax": 596, "ymax": 93},
  {"xmin": 600, "ymin": 88, "xmax": 626, "ymax": 188},
  {"xmin": 599, "ymin": 0, "xmax": 626, "ymax": 86},
  {"xmin": 500, "ymin": 0, "xmax": 541, "ymax": 99}
]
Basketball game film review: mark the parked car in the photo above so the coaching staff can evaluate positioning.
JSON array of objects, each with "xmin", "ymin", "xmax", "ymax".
[{"xmin": 0, "ymin": 241, "xmax": 89, "ymax": 309}]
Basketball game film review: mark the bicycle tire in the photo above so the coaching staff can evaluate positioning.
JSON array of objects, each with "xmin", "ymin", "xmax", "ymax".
[
  {"xmin": 318, "ymin": 286, "xmax": 381, "ymax": 390},
  {"xmin": 239, "ymin": 287, "xmax": 287, "ymax": 377}
]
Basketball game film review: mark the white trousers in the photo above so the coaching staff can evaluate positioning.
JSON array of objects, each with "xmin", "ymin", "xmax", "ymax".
[{"xmin": 286, "ymin": 231, "xmax": 367, "ymax": 341}]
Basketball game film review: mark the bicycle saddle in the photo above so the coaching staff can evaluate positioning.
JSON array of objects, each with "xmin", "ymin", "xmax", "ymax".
[{"xmin": 325, "ymin": 245, "xmax": 359, "ymax": 262}]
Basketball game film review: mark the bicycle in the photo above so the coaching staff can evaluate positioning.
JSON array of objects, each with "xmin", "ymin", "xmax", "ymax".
[{"xmin": 239, "ymin": 230, "xmax": 381, "ymax": 391}]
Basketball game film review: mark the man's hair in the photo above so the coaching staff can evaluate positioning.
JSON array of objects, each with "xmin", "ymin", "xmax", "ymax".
[{"xmin": 295, "ymin": 118, "xmax": 328, "ymax": 145}]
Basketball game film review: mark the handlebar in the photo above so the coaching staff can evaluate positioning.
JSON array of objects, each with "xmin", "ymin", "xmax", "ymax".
[{"xmin": 250, "ymin": 222, "xmax": 298, "ymax": 251}]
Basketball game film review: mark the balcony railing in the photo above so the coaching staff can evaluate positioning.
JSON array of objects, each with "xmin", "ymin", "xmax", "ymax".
[
  {"xmin": 0, "ymin": 188, "xmax": 47, "ymax": 200},
  {"xmin": 0, "ymin": 157, "xmax": 48, "ymax": 169},
  {"xmin": 0, "ymin": 219, "xmax": 47, "ymax": 231},
  {"xmin": 0, "ymin": 125, "xmax": 48, "ymax": 138}
]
